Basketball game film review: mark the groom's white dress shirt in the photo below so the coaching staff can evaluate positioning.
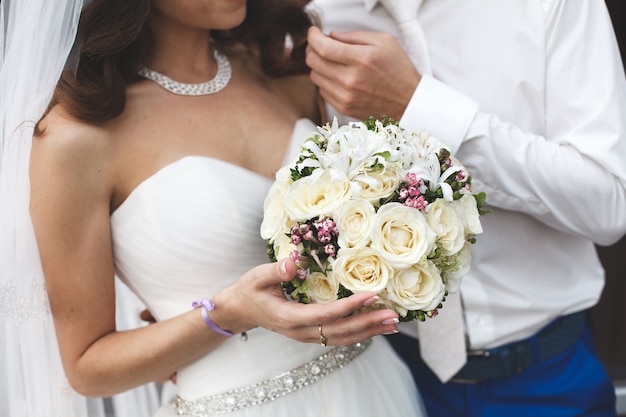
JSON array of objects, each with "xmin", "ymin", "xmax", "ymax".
[{"xmin": 309, "ymin": 0, "xmax": 626, "ymax": 351}]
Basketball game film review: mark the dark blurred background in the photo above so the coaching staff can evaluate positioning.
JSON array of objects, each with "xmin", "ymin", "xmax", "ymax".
[{"xmin": 594, "ymin": 0, "xmax": 626, "ymax": 413}]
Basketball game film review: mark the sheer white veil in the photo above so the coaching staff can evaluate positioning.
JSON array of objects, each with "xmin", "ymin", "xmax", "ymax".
[
  {"xmin": 1, "ymin": 1, "xmax": 161, "ymax": 415},
  {"xmin": 0, "ymin": 0, "xmax": 102, "ymax": 415}
]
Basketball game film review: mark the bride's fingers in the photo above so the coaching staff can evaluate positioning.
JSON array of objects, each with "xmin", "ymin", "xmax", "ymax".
[
  {"xmin": 249, "ymin": 258, "xmax": 297, "ymax": 288},
  {"xmin": 273, "ymin": 291, "xmax": 388, "ymax": 332},
  {"xmin": 316, "ymin": 310, "xmax": 400, "ymax": 346},
  {"xmin": 287, "ymin": 309, "xmax": 400, "ymax": 346},
  {"xmin": 246, "ymin": 260, "xmax": 385, "ymax": 325},
  {"xmin": 239, "ymin": 259, "xmax": 399, "ymax": 343}
]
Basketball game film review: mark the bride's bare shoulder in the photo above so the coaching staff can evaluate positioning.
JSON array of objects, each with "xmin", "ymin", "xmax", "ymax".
[
  {"xmin": 34, "ymin": 105, "xmax": 112, "ymax": 160},
  {"xmin": 31, "ymin": 104, "xmax": 115, "ymax": 192}
]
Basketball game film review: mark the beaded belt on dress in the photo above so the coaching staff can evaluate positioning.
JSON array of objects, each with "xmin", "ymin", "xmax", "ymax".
[{"xmin": 175, "ymin": 339, "xmax": 372, "ymax": 416}]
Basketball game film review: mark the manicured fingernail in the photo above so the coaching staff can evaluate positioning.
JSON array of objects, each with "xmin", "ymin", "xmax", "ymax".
[
  {"xmin": 363, "ymin": 296, "xmax": 379, "ymax": 306},
  {"xmin": 383, "ymin": 329, "xmax": 399, "ymax": 335},
  {"xmin": 280, "ymin": 260, "xmax": 287, "ymax": 275},
  {"xmin": 382, "ymin": 318, "xmax": 399, "ymax": 325}
]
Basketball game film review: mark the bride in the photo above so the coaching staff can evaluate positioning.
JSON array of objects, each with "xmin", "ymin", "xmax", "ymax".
[{"xmin": 3, "ymin": 0, "xmax": 427, "ymax": 415}]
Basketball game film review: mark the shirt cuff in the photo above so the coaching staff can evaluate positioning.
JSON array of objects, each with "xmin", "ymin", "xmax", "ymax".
[{"xmin": 399, "ymin": 75, "xmax": 479, "ymax": 154}]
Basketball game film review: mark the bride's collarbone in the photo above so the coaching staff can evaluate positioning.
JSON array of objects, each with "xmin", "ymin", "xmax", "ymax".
[
  {"xmin": 123, "ymin": 64, "xmax": 310, "ymax": 131},
  {"xmin": 138, "ymin": 95, "xmax": 299, "ymax": 130},
  {"xmin": 113, "ymin": 113, "xmax": 293, "ymax": 172}
]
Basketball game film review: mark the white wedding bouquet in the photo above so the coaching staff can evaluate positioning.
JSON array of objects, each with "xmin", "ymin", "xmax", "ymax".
[{"xmin": 261, "ymin": 117, "xmax": 486, "ymax": 321}]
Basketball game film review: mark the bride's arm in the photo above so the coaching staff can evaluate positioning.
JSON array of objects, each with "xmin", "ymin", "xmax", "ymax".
[
  {"xmin": 30, "ymin": 116, "xmax": 217, "ymax": 397},
  {"xmin": 30, "ymin": 115, "xmax": 399, "ymax": 398}
]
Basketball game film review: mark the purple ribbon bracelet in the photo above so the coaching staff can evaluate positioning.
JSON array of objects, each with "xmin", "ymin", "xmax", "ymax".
[{"xmin": 192, "ymin": 298, "xmax": 234, "ymax": 337}]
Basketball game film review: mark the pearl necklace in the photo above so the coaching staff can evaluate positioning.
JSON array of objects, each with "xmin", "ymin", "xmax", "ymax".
[{"xmin": 138, "ymin": 49, "xmax": 231, "ymax": 96}]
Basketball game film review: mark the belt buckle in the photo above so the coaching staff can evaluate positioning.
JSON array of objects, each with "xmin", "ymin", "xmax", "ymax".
[
  {"xmin": 467, "ymin": 349, "xmax": 491, "ymax": 358},
  {"xmin": 450, "ymin": 349, "xmax": 491, "ymax": 384}
]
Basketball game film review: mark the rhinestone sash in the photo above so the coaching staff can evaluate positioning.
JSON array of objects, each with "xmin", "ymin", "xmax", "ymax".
[{"xmin": 175, "ymin": 339, "xmax": 372, "ymax": 416}]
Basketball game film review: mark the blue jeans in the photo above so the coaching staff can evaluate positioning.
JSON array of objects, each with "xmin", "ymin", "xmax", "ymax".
[{"xmin": 388, "ymin": 322, "xmax": 616, "ymax": 417}]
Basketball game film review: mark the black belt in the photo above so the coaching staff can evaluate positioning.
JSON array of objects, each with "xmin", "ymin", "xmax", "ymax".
[{"xmin": 450, "ymin": 311, "xmax": 586, "ymax": 383}]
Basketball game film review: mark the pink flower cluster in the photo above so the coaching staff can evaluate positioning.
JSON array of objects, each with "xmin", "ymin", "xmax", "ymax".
[
  {"xmin": 397, "ymin": 173, "xmax": 428, "ymax": 212},
  {"xmin": 289, "ymin": 218, "xmax": 339, "ymax": 279}
]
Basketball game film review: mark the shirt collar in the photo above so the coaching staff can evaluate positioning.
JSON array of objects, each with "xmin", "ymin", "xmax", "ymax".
[
  {"xmin": 366, "ymin": 0, "xmax": 427, "ymax": 13},
  {"xmin": 364, "ymin": 0, "xmax": 378, "ymax": 13}
]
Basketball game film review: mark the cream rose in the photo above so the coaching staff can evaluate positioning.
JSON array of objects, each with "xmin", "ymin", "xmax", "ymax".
[
  {"xmin": 260, "ymin": 174, "xmax": 292, "ymax": 241},
  {"xmin": 272, "ymin": 232, "xmax": 298, "ymax": 261},
  {"xmin": 453, "ymin": 194, "xmax": 483, "ymax": 235},
  {"xmin": 425, "ymin": 199, "xmax": 466, "ymax": 256},
  {"xmin": 307, "ymin": 271, "xmax": 340, "ymax": 304},
  {"xmin": 332, "ymin": 247, "xmax": 391, "ymax": 293},
  {"xmin": 441, "ymin": 241, "xmax": 472, "ymax": 293},
  {"xmin": 284, "ymin": 170, "xmax": 355, "ymax": 221},
  {"xmin": 370, "ymin": 203, "xmax": 436, "ymax": 269},
  {"xmin": 355, "ymin": 168, "xmax": 400, "ymax": 206},
  {"xmin": 274, "ymin": 164, "xmax": 292, "ymax": 183},
  {"xmin": 385, "ymin": 260, "xmax": 446, "ymax": 315},
  {"xmin": 335, "ymin": 199, "xmax": 375, "ymax": 249}
]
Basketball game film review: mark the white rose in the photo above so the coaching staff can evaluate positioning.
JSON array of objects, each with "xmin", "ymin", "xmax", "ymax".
[
  {"xmin": 275, "ymin": 165, "xmax": 292, "ymax": 183},
  {"xmin": 335, "ymin": 199, "xmax": 375, "ymax": 249},
  {"xmin": 425, "ymin": 199, "xmax": 466, "ymax": 256},
  {"xmin": 332, "ymin": 247, "xmax": 391, "ymax": 293},
  {"xmin": 385, "ymin": 260, "xmax": 446, "ymax": 314},
  {"xmin": 284, "ymin": 170, "xmax": 355, "ymax": 221},
  {"xmin": 307, "ymin": 271, "xmax": 340, "ymax": 304},
  {"xmin": 453, "ymin": 194, "xmax": 483, "ymax": 235},
  {"xmin": 272, "ymin": 232, "xmax": 298, "ymax": 261},
  {"xmin": 441, "ymin": 241, "xmax": 472, "ymax": 293},
  {"xmin": 370, "ymin": 203, "xmax": 436, "ymax": 269},
  {"xmin": 354, "ymin": 168, "xmax": 401, "ymax": 206},
  {"xmin": 260, "ymin": 174, "xmax": 292, "ymax": 241}
]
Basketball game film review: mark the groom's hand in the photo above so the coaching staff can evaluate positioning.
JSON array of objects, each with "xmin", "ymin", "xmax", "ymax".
[{"xmin": 306, "ymin": 26, "xmax": 420, "ymax": 122}]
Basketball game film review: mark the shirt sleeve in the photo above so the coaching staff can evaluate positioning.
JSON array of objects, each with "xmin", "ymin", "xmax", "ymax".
[
  {"xmin": 400, "ymin": 0, "xmax": 626, "ymax": 246},
  {"xmin": 399, "ymin": 75, "xmax": 478, "ymax": 155}
]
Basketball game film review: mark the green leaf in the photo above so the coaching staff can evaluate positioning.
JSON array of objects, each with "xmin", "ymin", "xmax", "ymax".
[{"xmin": 336, "ymin": 284, "xmax": 354, "ymax": 299}]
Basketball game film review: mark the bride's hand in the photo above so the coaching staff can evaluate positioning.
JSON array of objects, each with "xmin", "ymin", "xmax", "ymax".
[{"xmin": 211, "ymin": 258, "xmax": 400, "ymax": 346}]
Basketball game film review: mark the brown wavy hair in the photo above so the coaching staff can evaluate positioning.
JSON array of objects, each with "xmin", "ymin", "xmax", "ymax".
[{"xmin": 48, "ymin": 0, "xmax": 316, "ymax": 124}]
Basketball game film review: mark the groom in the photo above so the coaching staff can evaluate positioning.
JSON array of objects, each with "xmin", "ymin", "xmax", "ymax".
[{"xmin": 306, "ymin": 0, "xmax": 626, "ymax": 416}]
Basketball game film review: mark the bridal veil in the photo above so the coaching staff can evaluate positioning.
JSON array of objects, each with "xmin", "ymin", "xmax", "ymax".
[
  {"xmin": 1, "ymin": 1, "xmax": 157, "ymax": 415},
  {"xmin": 0, "ymin": 0, "xmax": 102, "ymax": 415}
]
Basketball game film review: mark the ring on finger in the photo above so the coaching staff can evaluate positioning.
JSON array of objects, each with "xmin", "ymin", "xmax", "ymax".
[{"xmin": 318, "ymin": 323, "xmax": 328, "ymax": 347}]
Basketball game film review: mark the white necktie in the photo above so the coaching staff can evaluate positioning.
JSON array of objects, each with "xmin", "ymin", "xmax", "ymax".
[
  {"xmin": 378, "ymin": 0, "xmax": 432, "ymax": 75},
  {"xmin": 379, "ymin": 0, "xmax": 468, "ymax": 381},
  {"xmin": 416, "ymin": 291, "xmax": 467, "ymax": 382}
]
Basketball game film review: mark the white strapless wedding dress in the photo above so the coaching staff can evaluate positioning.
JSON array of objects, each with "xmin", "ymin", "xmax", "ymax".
[{"xmin": 110, "ymin": 119, "xmax": 426, "ymax": 417}]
